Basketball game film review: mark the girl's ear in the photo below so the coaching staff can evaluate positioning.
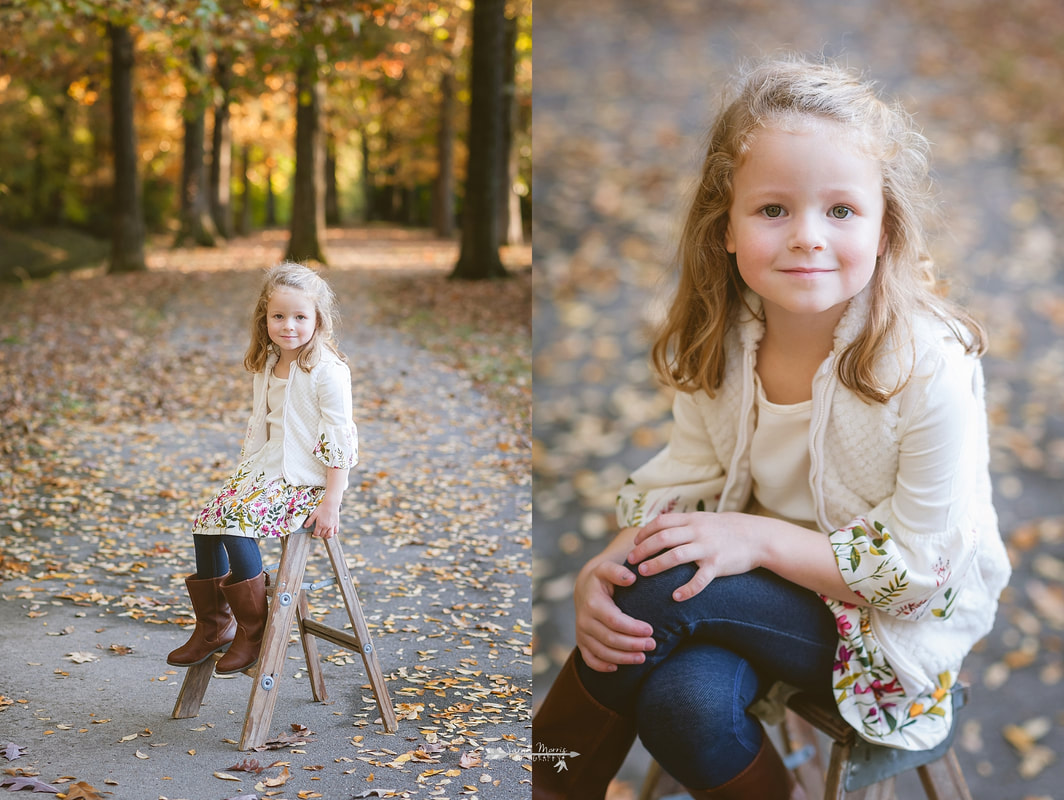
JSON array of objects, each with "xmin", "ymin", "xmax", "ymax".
[
  {"xmin": 878, "ymin": 227, "xmax": 888, "ymax": 257},
  {"xmin": 725, "ymin": 219, "xmax": 736, "ymax": 254}
]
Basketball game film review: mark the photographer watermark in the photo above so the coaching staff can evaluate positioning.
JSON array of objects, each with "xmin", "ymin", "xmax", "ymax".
[
  {"xmin": 529, "ymin": 744, "xmax": 580, "ymax": 772},
  {"xmin": 480, "ymin": 744, "xmax": 580, "ymax": 771}
]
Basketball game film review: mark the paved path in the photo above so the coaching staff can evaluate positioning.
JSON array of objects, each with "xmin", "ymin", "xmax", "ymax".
[
  {"xmin": 1, "ymin": 253, "xmax": 532, "ymax": 798},
  {"xmin": 533, "ymin": 1, "xmax": 1064, "ymax": 796}
]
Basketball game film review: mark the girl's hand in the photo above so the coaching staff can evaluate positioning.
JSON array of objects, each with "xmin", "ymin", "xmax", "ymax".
[
  {"xmin": 304, "ymin": 502, "xmax": 340, "ymax": 540},
  {"xmin": 628, "ymin": 512, "xmax": 762, "ymax": 602},
  {"xmin": 305, "ymin": 468, "xmax": 348, "ymax": 540},
  {"xmin": 574, "ymin": 551, "xmax": 656, "ymax": 673}
]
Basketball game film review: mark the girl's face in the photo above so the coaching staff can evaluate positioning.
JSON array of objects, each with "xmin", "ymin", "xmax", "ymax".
[
  {"xmin": 266, "ymin": 286, "xmax": 317, "ymax": 360},
  {"xmin": 725, "ymin": 120, "xmax": 886, "ymax": 326}
]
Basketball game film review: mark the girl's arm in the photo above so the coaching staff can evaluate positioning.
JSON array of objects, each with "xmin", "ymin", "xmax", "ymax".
[
  {"xmin": 628, "ymin": 511, "xmax": 865, "ymax": 605},
  {"xmin": 305, "ymin": 466, "xmax": 349, "ymax": 539}
]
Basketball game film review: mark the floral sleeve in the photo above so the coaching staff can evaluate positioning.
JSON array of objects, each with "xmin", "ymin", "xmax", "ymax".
[
  {"xmin": 616, "ymin": 391, "xmax": 726, "ymax": 529},
  {"xmin": 313, "ymin": 360, "xmax": 359, "ymax": 470},
  {"xmin": 827, "ymin": 351, "xmax": 981, "ymax": 620},
  {"xmin": 828, "ymin": 515, "xmax": 974, "ymax": 620}
]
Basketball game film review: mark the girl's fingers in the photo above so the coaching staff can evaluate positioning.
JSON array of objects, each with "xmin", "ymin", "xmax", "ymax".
[
  {"xmin": 634, "ymin": 541, "xmax": 697, "ymax": 578},
  {"xmin": 597, "ymin": 560, "xmax": 638, "ymax": 589},
  {"xmin": 632, "ymin": 515, "xmax": 672, "ymax": 545},
  {"xmin": 629, "ymin": 522, "xmax": 694, "ymax": 564},
  {"xmin": 577, "ymin": 625, "xmax": 654, "ymax": 672},
  {"xmin": 671, "ymin": 565, "xmax": 715, "ymax": 602},
  {"xmin": 589, "ymin": 592, "xmax": 654, "ymax": 638}
]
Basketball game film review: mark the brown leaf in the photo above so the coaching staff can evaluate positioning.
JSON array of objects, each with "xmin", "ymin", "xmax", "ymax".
[{"xmin": 225, "ymin": 758, "xmax": 266, "ymax": 774}]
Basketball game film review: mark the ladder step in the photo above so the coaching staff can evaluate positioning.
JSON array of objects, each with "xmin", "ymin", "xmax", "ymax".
[{"xmin": 301, "ymin": 618, "xmax": 361, "ymax": 651}]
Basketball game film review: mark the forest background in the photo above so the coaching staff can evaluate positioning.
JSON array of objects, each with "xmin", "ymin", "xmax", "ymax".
[{"xmin": 0, "ymin": 0, "xmax": 531, "ymax": 279}]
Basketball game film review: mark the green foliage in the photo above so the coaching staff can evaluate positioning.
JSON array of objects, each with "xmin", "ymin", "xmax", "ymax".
[{"xmin": 0, "ymin": 0, "xmax": 531, "ymax": 239}]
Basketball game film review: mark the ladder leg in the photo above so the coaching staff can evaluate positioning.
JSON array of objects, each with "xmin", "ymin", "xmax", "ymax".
[
  {"xmin": 297, "ymin": 589, "xmax": 328, "ymax": 702},
  {"xmin": 916, "ymin": 749, "xmax": 973, "ymax": 800},
  {"xmin": 825, "ymin": 741, "xmax": 851, "ymax": 800},
  {"xmin": 781, "ymin": 709, "xmax": 827, "ymax": 799},
  {"xmin": 171, "ymin": 658, "xmax": 216, "ymax": 719},
  {"xmin": 324, "ymin": 535, "xmax": 398, "ymax": 733},
  {"xmin": 239, "ymin": 532, "xmax": 312, "ymax": 750}
]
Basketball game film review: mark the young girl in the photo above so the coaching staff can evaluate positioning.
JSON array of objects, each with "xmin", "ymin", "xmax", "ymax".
[
  {"xmin": 533, "ymin": 56, "xmax": 1011, "ymax": 800},
  {"xmin": 168, "ymin": 262, "xmax": 358, "ymax": 675}
]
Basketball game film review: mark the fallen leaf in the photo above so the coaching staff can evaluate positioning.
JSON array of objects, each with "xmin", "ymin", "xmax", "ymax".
[
  {"xmin": 460, "ymin": 751, "xmax": 482, "ymax": 768},
  {"xmin": 3, "ymin": 742, "xmax": 24, "ymax": 761},
  {"xmin": 0, "ymin": 774, "xmax": 60, "ymax": 793},
  {"xmin": 263, "ymin": 766, "xmax": 291, "ymax": 787},
  {"xmin": 64, "ymin": 652, "xmax": 99, "ymax": 664},
  {"xmin": 225, "ymin": 758, "xmax": 265, "ymax": 774},
  {"xmin": 61, "ymin": 781, "xmax": 106, "ymax": 800},
  {"xmin": 213, "ymin": 771, "xmax": 243, "ymax": 782}
]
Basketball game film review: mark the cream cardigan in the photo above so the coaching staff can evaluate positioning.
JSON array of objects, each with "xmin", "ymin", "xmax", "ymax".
[
  {"xmin": 241, "ymin": 348, "xmax": 359, "ymax": 488},
  {"xmin": 617, "ymin": 289, "xmax": 1011, "ymax": 744}
]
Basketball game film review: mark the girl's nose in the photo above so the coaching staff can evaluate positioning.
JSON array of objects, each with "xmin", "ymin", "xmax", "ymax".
[{"xmin": 789, "ymin": 214, "xmax": 826, "ymax": 251}]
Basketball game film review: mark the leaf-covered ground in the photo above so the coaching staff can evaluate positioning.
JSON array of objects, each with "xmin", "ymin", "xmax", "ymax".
[
  {"xmin": 533, "ymin": 1, "xmax": 1064, "ymax": 797},
  {"xmin": 0, "ymin": 227, "xmax": 532, "ymax": 799}
]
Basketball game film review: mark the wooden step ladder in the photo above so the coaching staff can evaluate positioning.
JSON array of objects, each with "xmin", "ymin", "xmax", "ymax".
[{"xmin": 171, "ymin": 531, "xmax": 399, "ymax": 750}]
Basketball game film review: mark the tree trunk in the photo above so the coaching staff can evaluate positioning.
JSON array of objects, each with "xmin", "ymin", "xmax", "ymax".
[
  {"xmin": 210, "ymin": 51, "xmax": 233, "ymax": 238},
  {"xmin": 325, "ymin": 132, "xmax": 340, "ymax": 225},
  {"xmin": 451, "ymin": 0, "xmax": 507, "ymax": 280},
  {"xmin": 107, "ymin": 22, "xmax": 146, "ymax": 273},
  {"xmin": 360, "ymin": 131, "xmax": 371, "ymax": 222},
  {"xmin": 236, "ymin": 142, "xmax": 252, "ymax": 236},
  {"xmin": 175, "ymin": 46, "xmax": 218, "ymax": 247},
  {"xmin": 498, "ymin": 13, "xmax": 523, "ymax": 246},
  {"xmin": 265, "ymin": 160, "xmax": 277, "ymax": 227},
  {"xmin": 432, "ymin": 68, "xmax": 456, "ymax": 238},
  {"xmin": 286, "ymin": 41, "xmax": 327, "ymax": 264}
]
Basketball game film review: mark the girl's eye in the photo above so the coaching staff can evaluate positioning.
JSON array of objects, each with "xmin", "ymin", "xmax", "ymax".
[
  {"xmin": 831, "ymin": 205, "xmax": 853, "ymax": 220},
  {"xmin": 762, "ymin": 205, "xmax": 784, "ymax": 218}
]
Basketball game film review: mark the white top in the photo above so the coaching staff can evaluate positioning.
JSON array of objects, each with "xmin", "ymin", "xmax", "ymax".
[
  {"xmin": 266, "ymin": 372, "xmax": 288, "ymax": 442},
  {"xmin": 750, "ymin": 376, "xmax": 816, "ymax": 525},
  {"xmin": 252, "ymin": 372, "xmax": 289, "ymax": 483},
  {"xmin": 241, "ymin": 349, "xmax": 358, "ymax": 488}
]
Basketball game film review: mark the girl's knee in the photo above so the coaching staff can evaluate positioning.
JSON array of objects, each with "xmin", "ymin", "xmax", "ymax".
[{"xmin": 612, "ymin": 562, "xmax": 698, "ymax": 620}]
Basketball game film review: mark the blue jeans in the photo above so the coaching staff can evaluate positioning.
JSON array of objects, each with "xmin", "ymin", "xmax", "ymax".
[
  {"xmin": 578, "ymin": 564, "xmax": 838, "ymax": 788},
  {"xmin": 193, "ymin": 534, "xmax": 263, "ymax": 582}
]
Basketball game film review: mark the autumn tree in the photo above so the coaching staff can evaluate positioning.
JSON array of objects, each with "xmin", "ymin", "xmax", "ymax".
[
  {"xmin": 286, "ymin": 34, "xmax": 328, "ymax": 264},
  {"xmin": 175, "ymin": 46, "xmax": 219, "ymax": 247},
  {"xmin": 210, "ymin": 50, "xmax": 234, "ymax": 238},
  {"xmin": 451, "ymin": 0, "xmax": 506, "ymax": 280},
  {"xmin": 107, "ymin": 20, "xmax": 147, "ymax": 273}
]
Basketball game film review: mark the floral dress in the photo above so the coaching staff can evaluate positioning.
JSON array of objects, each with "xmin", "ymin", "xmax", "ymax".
[{"xmin": 192, "ymin": 372, "xmax": 326, "ymax": 539}]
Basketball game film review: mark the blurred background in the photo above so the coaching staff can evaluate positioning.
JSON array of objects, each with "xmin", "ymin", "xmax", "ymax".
[{"xmin": 532, "ymin": 0, "xmax": 1064, "ymax": 796}]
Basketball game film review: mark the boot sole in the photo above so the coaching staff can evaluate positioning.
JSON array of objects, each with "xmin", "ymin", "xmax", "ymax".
[
  {"xmin": 214, "ymin": 657, "xmax": 259, "ymax": 676},
  {"xmin": 165, "ymin": 642, "xmax": 234, "ymax": 668}
]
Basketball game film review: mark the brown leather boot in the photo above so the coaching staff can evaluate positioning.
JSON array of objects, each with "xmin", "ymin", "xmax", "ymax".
[
  {"xmin": 532, "ymin": 650, "xmax": 636, "ymax": 800},
  {"xmin": 167, "ymin": 574, "xmax": 238, "ymax": 667},
  {"xmin": 683, "ymin": 735, "xmax": 799, "ymax": 800},
  {"xmin": 215, "ymin": 572, "xmax": 268, "ymax": 674}
]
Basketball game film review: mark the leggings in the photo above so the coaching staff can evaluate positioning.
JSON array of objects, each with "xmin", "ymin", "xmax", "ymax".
[
  {"xmin": 193, "ymin": 534, "xmax": 263, "ymax": 582},
  {"xmin": 578, "ymin": 564, "xmax": 839, "ymax": 789}
]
